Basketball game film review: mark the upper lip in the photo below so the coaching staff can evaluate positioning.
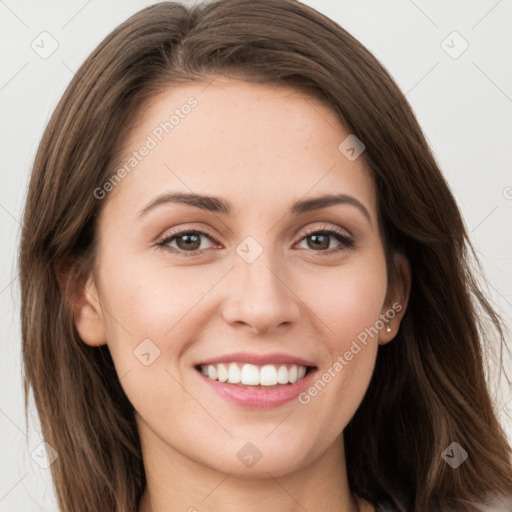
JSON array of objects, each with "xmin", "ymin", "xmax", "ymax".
[{"xmin": 195, "ymin": 352, "xmax": 316, "ymax": 367}]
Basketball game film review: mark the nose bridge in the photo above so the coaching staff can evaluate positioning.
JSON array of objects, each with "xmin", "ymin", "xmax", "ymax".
[
  {"xmin": 241, "ymin": 247, "xmax": 282, "ymax": 297},
  {"xmin": 221, "ymin": 234, "xmax": 300, "ymax": 333},
  {"xmin": 236, "ymin": 235, "xmax": 288, "ymax": 302}
]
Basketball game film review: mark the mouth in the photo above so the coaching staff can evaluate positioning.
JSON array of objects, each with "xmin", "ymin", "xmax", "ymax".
[
  {"xmin": 194, "ymin": 362, "xmax": 316, "ymax": 388},
  {"xmin": 194, "ymin": 361, "xmax": 319, "ymax": 408}
]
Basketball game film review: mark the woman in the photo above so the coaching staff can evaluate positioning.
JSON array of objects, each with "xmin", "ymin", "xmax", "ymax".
[{"xmin": 19, "ymin": 1, "xmax": 512, "ymax": 511}]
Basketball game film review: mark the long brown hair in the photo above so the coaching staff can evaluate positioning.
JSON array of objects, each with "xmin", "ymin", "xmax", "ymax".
[{"xmin": 19, "ymin": 1, "xmax": 512, "ymax": 511}]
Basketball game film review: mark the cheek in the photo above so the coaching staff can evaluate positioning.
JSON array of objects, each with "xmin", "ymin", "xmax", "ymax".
[
  {"xmin": 95, "ymin": 252, "xmax": 220, "ymax": 380},
  {"xmin": 100, "ymin": 254, "xmax": 215, "ymax": 334},
  {"xmin": 95, "ymin": 256, "xmax": 215, "ymax": 417},
  {"xmin": 302, "ymin": 252, "xmax": 388, "ymax": 346},
  {"xmin": 294, "ymin": 252, "xmax": 387, "ymax": 421}
]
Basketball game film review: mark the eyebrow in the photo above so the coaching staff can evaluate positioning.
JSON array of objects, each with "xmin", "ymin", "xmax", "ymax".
[{"xmin": 138, "ymin": 192, "xmax": 372, "ymax": 225}]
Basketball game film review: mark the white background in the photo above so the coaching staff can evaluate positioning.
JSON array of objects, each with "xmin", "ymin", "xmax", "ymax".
[{"xmin": 1, "ymin": 0, "xmax": 511, "ymax": 510}]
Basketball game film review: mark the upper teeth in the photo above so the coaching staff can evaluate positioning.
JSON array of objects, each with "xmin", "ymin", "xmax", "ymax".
[{"xmin": 199, "ymin": 363, "xmax": 308, "ymax": 386}]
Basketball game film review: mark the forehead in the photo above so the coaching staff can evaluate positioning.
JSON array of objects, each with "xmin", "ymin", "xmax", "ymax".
[{"xmin": 103, "ymin": 78, "xmax": 377, "ymax": 223}]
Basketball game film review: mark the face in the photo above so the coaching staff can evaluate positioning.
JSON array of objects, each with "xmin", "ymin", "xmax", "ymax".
[{"xmin": 75, "ymin": 78, "xmax": 409, "ymax": 478}]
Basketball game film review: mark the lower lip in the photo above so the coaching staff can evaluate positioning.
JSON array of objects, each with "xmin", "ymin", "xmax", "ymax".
[{"xmin": 196, "ymin": 368, "xmax": 318, "ymax": 408}]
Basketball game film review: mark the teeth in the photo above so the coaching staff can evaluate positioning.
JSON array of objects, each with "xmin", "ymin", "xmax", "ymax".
[
  {"xmin": 207, "ymin": 365, "xmax": 217, "ymax": 380},
  {"xmin": 260, "ymin": 365, "xmax": 277, "ymax": 386},
  {"xmin": 277, "ymin": 364, "xmax": 289, "ymax": 384},
  {"xmin": 289, "ymin": 365, "xmax": 297, "ymax": 383},
  {"xmin": 241, "ymin": 364, "xmax": 259, "ymax": 385},
  {"xmin": 228, "ymin": 362, "xmax": 241, "ymax": 383},
  {"xmin": 198, "ymin": 362, "xmax": 310, "ymax": 386},
  {"xmin": 217, "ymin": 363, "xmax": 228, "ymax": 382}
]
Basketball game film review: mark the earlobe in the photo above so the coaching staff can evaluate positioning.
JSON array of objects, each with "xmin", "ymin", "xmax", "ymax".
[
  {"xmin": 379, "ymin": 252, "xmax": 411, "ymax": 345},
  {"xmin": 72, "ymin": 272, "xmax": 107, "ymax": 347}
]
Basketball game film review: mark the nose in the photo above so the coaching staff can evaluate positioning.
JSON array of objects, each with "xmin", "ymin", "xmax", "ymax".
[{"xmin": 221, "ymin": 251, "xmax": 301, "ymax": 335}]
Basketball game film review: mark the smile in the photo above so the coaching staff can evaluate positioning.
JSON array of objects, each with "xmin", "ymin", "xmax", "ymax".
[
  {"xmin": 196, "ymin": 362, "xmax": 311, "ymax": 387},
  {"xmin": 194, "ymin": 362, "xmax": 318, "ymax": 408}
]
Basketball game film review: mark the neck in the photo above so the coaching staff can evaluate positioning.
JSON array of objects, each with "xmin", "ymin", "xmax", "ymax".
[{"xmin": 137, "ymin": 419, "xmax": 359, "ymax": 512}]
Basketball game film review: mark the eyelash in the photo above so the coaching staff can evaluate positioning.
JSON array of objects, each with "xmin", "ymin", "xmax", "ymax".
[{"xmin": 156, "ymin": 225, "xmax": 355, "ymax": 257}]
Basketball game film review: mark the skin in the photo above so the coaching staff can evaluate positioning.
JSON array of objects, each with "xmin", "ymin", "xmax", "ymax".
[{"xmin": 73, "ymin": 78, "xmax": 411, "ymax": 512}]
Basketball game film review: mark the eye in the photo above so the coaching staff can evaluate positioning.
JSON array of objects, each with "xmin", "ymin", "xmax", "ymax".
[
  {"xmin": 295, "ymin": 225, "xmax": 354, "ymax": 254},
  {"xmin": 156, "ymin": 229, "xmax": 218, "ymax": 255}
]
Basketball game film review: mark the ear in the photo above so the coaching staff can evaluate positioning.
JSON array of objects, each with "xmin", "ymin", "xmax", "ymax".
[
  {"xmin": 378, "ymin": 252, "xmax": 411, "ymax": 345},
  {"xmin": 72, "ymin": 271, "xmax": 107, "ymax": 347},
  {"xmin": 55, "ymin": 259, "xmax": 107, "ymax": 347}
]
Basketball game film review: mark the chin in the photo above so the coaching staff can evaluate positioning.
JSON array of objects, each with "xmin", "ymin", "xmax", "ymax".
[{"xmin": 197, "ymin": 435, "xmax": 318, "ymax": 479}]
